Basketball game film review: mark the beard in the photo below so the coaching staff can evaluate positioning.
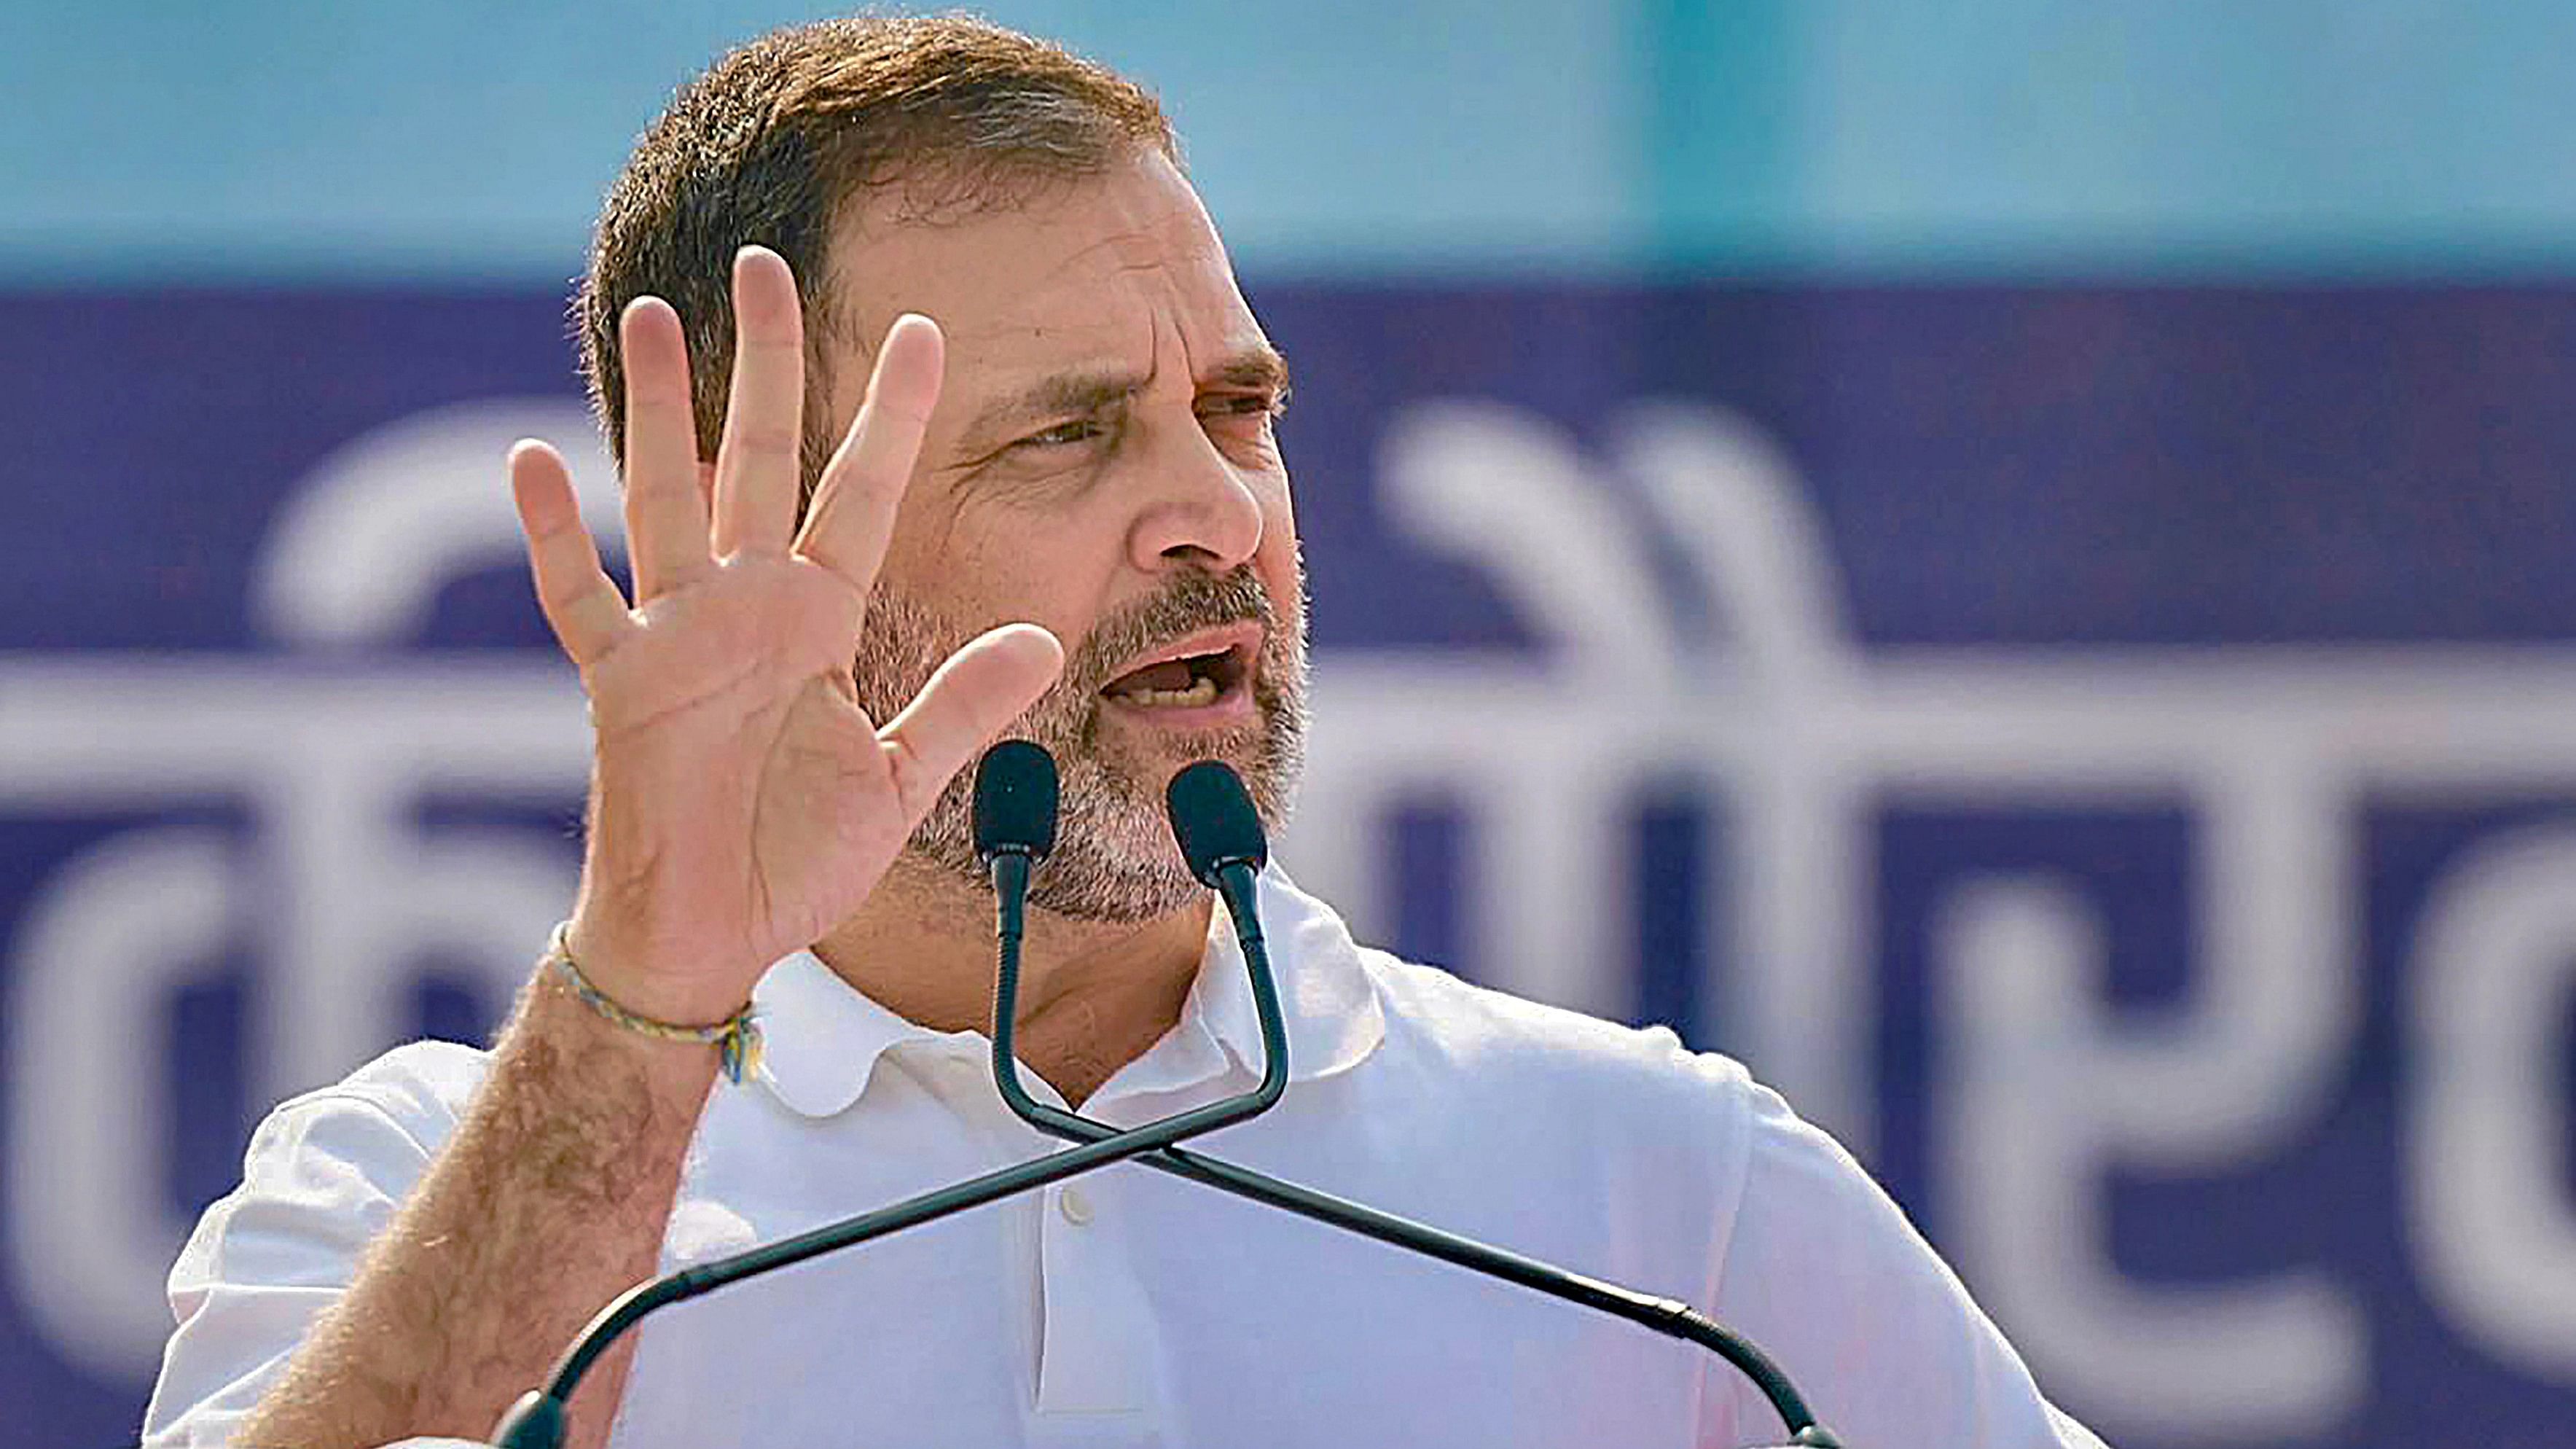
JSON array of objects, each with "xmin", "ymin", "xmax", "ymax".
[{"xmin": 848, "ymin": 562, "xmax": 1309, "ymax": 923}]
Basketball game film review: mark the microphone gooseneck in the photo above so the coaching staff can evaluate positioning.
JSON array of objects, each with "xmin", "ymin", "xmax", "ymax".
[
  {"xmin": 974, "ymin": 738, "xmax": 1060, "ymax": 996},
  {"xmin": 983, "ymin": 752, "xmax": 1293, "ymax": 1185},
  {"xmin": 487, "ymin": 746, "xmax": 1290, "ymax": 1449},
  {"xmin": 984, "ymin": 757, "xmax": 1841, "ymax": 1448}
]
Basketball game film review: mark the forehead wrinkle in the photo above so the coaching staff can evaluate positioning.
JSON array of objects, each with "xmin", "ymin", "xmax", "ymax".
[
  {"xmin": 844, "ymin": 168, "xmax": 1257, "ymax": 452},
  {"xmin": 955, "ymin": 343, "xmax": 1157, "ymax": 448},
  {"xmin": 1016, "ymin": 196, "xmax": 1197, "ymax": 316},
  {"xmin": 955, "ymin": 289, "xmax": 1178, "ymax": 446},
  {"xmin": 1055, "ymin": 222, "xmax": 1167, "ymax": 281},
  {"xmin": 830, "ymin": 151, "xmax": 1219, "ymax": 325}
]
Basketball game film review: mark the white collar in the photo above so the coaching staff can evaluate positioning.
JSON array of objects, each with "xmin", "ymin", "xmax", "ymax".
[{"xmin": 750, "ymin": 866, "xmax": 1386, "ymax": 1120}]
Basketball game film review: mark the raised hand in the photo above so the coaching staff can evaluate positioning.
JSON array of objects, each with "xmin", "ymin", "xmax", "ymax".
[{"xmin": 507, "ymin": 246, "xmax": 1062, "ymax": 1027}]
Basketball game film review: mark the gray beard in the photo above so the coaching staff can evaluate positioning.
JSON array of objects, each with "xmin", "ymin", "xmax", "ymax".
[{"xmin": 849, "ymin": 565, "xmax": 1307, "ymax": 923}]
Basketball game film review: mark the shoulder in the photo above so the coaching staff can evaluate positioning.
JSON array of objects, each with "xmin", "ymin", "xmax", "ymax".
[
  {"xmin": 1321, "ymin": 948, "xmax": 1782, "ymax": 1297},
  {"xmin": 1361, "ymin": 948, "xmax": 1746, "ymax": 1085},
  {"xmin": 1354, "ymin": 948, "xmax": 1759, "ymax": 1145}
]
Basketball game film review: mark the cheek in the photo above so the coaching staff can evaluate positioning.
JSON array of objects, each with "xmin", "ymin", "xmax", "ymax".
[
  {"xmin": 1253, "ymin": 489, "xmax": 1304, "ymax": 614},
  {"xmin": 872, "ymin": 508, "xmax": 1006, "ymax": 636},
  {"xmin": 875, "ymin": 485, "xmax": 960, "ymax": 585},
  {"xmin": 913, "ymin": 502, "xmax": 1127, "ymax": 639}
]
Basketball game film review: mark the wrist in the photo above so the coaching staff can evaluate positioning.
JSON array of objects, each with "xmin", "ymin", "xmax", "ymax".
[
  {"xmin": 544, "ymin": 923, "xmax": 764, "ymax": 1084},
  {"xmin": 560, "ymin": 910, "xmax": 762, "ymax": 1027},
  {"xmin": 517, "ymin": 959, "xmax": 730, "ymax": 1099}
]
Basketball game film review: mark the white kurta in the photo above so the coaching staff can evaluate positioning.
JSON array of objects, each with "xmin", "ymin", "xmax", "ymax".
[{"xmin": 145, "ymin": 870, "xmax": 2099, "ymax": 1448}]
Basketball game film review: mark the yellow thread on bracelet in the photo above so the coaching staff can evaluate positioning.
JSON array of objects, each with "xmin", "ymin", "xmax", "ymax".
[{"xmin": 544, "ymin": 923, "xmax": 763, "ymax": 1085}]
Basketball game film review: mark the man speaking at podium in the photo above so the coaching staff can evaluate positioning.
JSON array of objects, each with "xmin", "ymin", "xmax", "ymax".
[{"xmin": 142, "ymin": 15, "xmax": 2097, "ymax": 1448}]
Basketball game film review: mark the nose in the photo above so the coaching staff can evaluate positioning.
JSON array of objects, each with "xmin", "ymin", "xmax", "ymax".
[{"xmin": 1125, "ymin": 418, "xmax": 1266, "ymax": 574}]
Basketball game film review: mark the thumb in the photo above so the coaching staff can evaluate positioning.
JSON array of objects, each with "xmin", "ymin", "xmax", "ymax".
[{"xmin": 876, "ymin": 624, "xmax": 1065, "ymax": 819}]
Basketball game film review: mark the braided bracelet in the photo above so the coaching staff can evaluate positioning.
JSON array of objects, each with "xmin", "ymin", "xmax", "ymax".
[{"xmin": 544, "ymin": 923, "xmax": 764, "ymax": 1084}]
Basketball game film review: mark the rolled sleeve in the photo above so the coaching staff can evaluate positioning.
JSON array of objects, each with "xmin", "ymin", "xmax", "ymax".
[{"xmin": 142, "ymin": 1044, "xmax": 480, "ymax": 1448}]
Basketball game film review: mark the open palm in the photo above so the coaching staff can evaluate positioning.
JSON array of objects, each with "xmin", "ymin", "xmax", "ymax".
[{"xmin": 506, "ymin": 246, "xmax": 1061, "ymax": 1026}]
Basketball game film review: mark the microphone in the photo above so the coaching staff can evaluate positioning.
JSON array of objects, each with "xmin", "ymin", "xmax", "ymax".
[
  {"xmin": 487, "ymin": 746, "xmax": 1290, "ymax": 1449},
  {"xmin": 973, "ymin": 738, "xmax": 1060, "ymax": 988},
  {"xmin": 974, "ymin": 744, "xmax": 1291, "ymax": 1147},
  {"xmin": 980, "ymin": 755, "xmax": 1842, "ymax": 1448},
  {"xmin": 973, "ymin": 738, "xmax": 1058, "ymax": 864},
  {"xmin": 1164, "ymin": 758, "xmax": 1267, "ymax": 881}
]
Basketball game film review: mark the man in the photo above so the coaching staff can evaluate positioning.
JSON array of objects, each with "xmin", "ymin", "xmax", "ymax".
[{"xmin": 145, "ymin": 15, "xmax": 2099, "ymax": 1448}]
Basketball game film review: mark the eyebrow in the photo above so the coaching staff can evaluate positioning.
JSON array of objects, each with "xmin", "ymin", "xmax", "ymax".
[
  {"xmin": 1209, "ymin": 344, "xmax": 1293, "ymax": 399},
  {"xmin": 960, "ymin": 343, "xmax": 1293, "ymax": 448}
]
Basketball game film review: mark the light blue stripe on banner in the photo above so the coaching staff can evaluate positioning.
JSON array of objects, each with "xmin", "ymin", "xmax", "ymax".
[
  {"xmin": 0, "ymin": 0, "xmax": 1643, "ymax": 286},
  {"xmin": 12, "ymin": 1, "xmax": 2576, "ymax": 284},
  {"xmin": 1638, "ymin": 0, "xmax": 2576, "ymax": 278}
]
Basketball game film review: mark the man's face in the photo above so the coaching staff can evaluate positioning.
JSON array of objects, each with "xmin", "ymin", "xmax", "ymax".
[{"xmin": 831, "ymin": 152, "xmax": 1308, "ymax": 922}]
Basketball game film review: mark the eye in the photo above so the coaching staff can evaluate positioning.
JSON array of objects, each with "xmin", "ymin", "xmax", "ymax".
[
  {"xmin": 1016, "ymin": 418, "xmax": 1104, "ymax": 450},
  {"xmin": 1200, "ymin": 391, "xmax": 1288, "ymax": 426}
]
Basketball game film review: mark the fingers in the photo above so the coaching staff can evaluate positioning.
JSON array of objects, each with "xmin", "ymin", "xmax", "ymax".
[
  {"xmin": 620, "ymin": 296, "xmax": 714, "ymax": 601},
  {"xmin": 509, "ymin": 440, "xmax": 633, "ymax": 665},
  {"xmin": 710, "ymin": 246, "xmax": 807, "ymax": 559},
  {"xmin": 796, "ymin": 313, "xmax": 944, "ymax": 606},
  {"xmin": 877, "ymin": 624, "xmax": 1065, "ymax": 820}
]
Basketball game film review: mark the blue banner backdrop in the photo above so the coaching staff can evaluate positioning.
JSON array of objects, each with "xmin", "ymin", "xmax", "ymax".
[{"xmin": 4, "ymin": 283, "xmax": 2574, "ymax": 1446}]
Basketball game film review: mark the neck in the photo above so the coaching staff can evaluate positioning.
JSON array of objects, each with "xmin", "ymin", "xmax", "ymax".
[{"xmin": 810, "ymin": 855, "xmax": 1213, "ymax": 1108}]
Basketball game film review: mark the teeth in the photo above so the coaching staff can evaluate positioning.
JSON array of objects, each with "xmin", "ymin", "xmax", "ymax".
[{"xmin": 1111, "ymin": 674, "xmax": 1221, "ymax": 708}]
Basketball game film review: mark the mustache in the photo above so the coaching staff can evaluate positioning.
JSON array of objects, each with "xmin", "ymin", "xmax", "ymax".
[{"xmin": 1060, "ymin": 568, "xmax": 1276, "ymax": 695}]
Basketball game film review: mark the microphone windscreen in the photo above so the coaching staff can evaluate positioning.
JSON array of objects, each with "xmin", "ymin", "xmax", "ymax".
[
  {"xmin": 1164, "ymin": 760, "xmax": 1267, "ymax": 886},
  {"xmin": 973, "ymin": 740, "xmax": 1059, "ymax": 863}
]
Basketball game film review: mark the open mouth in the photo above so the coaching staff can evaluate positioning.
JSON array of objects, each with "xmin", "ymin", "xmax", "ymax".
[{"xmin": 1099, "ymin": 628, "xmax": 1258, "ymax": 712}]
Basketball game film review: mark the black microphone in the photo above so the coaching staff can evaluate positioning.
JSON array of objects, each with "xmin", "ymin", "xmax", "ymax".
[
  {"xmin": 981, "ymin": 757, "xmax": 1842, "ymax": 1448},
  {"xmin": 1164, "ymin": 759, "xmax": 1267, "ymax": 880},
  {"xmin": 487, "ymin": 746, "xmax": 1288, "ymax": 1449},
  {"xmin": 975, "ymin": 743, "xmax": 1292, "ymax": 1157},
  {"xmin": 973, "ymin": 738, "xmax": 1058, "ymax": 864},
  {"xmin": 973, "ymin": 738, "xmax": 1060, "ymax": 983}
]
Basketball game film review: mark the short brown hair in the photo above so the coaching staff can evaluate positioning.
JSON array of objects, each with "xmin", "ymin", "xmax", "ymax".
[{"xmin": 576, "ymin": 14, "xmax": 1177, "ymax": 485}]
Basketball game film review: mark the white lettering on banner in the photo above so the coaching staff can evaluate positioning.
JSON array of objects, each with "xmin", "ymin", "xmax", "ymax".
[
  {"xmin": 4, "ymin": 829, "xmax": 244, "ymax": 1375},
  {"xmin": 255, "ymin": 399, "xmax": 633, "ymax": 650},
  {"xmin": 0, "ymin": 402, "xmax": 608, "ymax": 1383},
  {"xmin": 2405, "ymin": 826, "xmax": 2576, "ymax": 1378},
  {"xmin": 1282, "ymin": 400, "xmax": 2576, "ymax": 1440},
  {"xmin": 1938, "ymin": 875, "xmax": 2363, "ymax": 1440},
  {"xmin": 1, "ymin": 396, "xmax": 2573, "ymax": 1441}
]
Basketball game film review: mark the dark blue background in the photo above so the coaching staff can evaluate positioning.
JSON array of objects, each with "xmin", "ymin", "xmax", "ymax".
[{"xmin": 5, "ymin": 282, "xmax": 2573, "ymax": 1446}]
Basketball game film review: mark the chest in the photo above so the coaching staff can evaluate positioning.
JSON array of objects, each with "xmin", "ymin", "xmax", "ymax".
[
  {"xmin": 619, "ymin": 1176, "xmax": 1718, "ymax": 1449},
  {"xmin": 611, "ymin": 1073, "xmax": 1729, "ymax": 1447}
]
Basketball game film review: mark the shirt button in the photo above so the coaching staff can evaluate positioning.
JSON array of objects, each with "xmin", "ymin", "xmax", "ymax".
[{"xmin": 1059, "ymin": 1186, "xmax": 1095, "ymax": 1226}]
